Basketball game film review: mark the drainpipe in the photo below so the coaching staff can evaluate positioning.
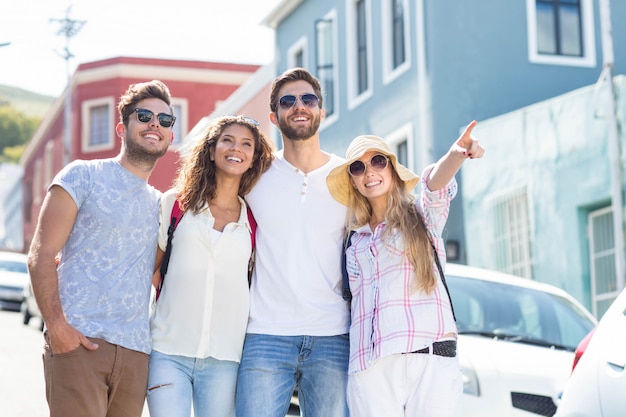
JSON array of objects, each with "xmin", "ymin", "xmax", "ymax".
[
  {"xmin": 415, "ymin": 0, "xmax": 432, "ymax": 170},
  {"xmin": 596, "ymin": 0, "xmax": 625, "ymax": 292}
]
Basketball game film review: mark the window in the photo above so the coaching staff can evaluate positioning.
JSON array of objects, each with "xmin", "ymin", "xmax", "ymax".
[
  {"xmin": 396, "ymin": 140, "xmax": 408, "ymax": 167},
  {"xmin": 89, "ymin": 105, "xmax": 109, "ymax": 147},
  {"xmin": 589, "ymin": 206, "xmax": 619, "ymax": 318},
  {"xmin": 44, "ymin": 141, "xmax": 54, "ymax": 188},
  {"xmin": 288, "ymin": 37, "xmax": 308, "ymax": 69},
  {"xmin": 170, "ymin": 101, "xmax": 187, "ymax": 147},
  {"xmin": 346, "ymin": 0, "xmax": 372, "ymax": 108},
  {"xmin": 383, "ymin": 0, "xmax": 410, "ymax": 83},
  {"xmin": 526, "ymin": 0, "xmax": 595, "ymax": 67},
  {"xmin": 490, "ymin": 187, "xmax": 533, "ymax": 278},
  {"xmin": 537, "ymin": 0, "xmax": 582, "ymax": 56},
  {"xmin": 24, "ymin": 180, "xmax": 32, "ymax": 223},
  {"xmin": 33, "ymin": 159, "xmax": 42, "ymax": 205},
  {"xmin": 355, "ymin": 0, "xmax": 368, "ymax": 95},
  {"xmin": 81, "ymin": 97, "xmax": 115, "ymax": 152},
  {"xmin": 391, "ymin": 0, "xmax": 406, "ymax": 68},
  {"xmin": 294, "ymin": 50, "xmax": 304, "ymax": 68},
  {"xmin": 316, "ymin": 12, "xmax": 338, "ymax": 120},
  {"xmin": 386, "ymin": 122, "xmax": 413, "ymax": 172}
]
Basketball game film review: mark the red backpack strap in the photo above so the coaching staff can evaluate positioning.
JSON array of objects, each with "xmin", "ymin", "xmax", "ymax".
[
  {"xmin": 170, "ymin": 199, "xmax": 183, "ymax": 230},
  {"xmin": 156, "ymin": 198, "xmax": 184, "ymax": 301},
  {"xmin": 247, "ymin": 206, "xmax": 256, "ymax": 250}
]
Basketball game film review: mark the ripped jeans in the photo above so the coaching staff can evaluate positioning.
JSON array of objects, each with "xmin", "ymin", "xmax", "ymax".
[{"xmin": 146, "ymin": 350, "xmax": 239, "ymax": 417}]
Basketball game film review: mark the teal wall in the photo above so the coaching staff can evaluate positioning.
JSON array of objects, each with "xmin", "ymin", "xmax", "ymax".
[{"xmin": 462, "ymin": 76, "xmax": 626, "ymax": 309}]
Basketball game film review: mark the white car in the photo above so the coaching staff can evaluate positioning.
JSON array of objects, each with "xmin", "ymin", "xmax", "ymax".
[
  {"xmin": 0, "ymin": 251, "xmax": 30, "ymax": 311},
  {"xmin": 445, "ymin": 264, "xmax": 597, "ymax": 417},
  {"xmin": 21, "ymin": 281, "xmax": 44, "ymax": 331},
  {"xmin": 554, "ymin": 287, "xmax": 626, "ymax": 417}
]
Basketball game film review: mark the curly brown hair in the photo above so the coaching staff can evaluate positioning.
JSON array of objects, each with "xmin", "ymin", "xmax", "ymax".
[
  {"xmin": 174, "ymin": 116, "xmax": 274, "ymax": 214},
  {"xmin": 118, "ymin": 80, "xmax": 173, "ymax": 125}
]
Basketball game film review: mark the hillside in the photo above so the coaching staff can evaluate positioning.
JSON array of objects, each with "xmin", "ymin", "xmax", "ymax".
[{"xmin": 0, "ymin": 84, "xmax": 55, "ymax": 118}]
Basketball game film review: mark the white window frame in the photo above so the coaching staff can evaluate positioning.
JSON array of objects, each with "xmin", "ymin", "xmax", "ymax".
[
  {"xmin": 288, "ymin": 36, "xmax": 308, "ymax": 69},
  {"xmin": 346, "ymin": 0, "xmax": 373, "ymax": 110},
  {"xmin": 588, "ymin": 206, "xmax": 619, "ymax": 318},
  {"xmin": 33, "ymin": 158, "xmax": 42, "ymax": 205},
  {"xmin": 488, "ymin": 186, "xmax": 534, "ymax": 278},
  {"xmin": 169, "ymin": 98, "xmax": 188, "ymax": 149},
  {"xmin": 526, "ymin": 0, "xmax": 596, "ymax": 67},
  {"xmin": 382, "ymin": 0, "xmax": 411, "ymax": 85},
  {"xmin": 81, "ymin": 97, "xmax": 115, "ymax": 153},
  {"xmin": 385, "ymin": 122, "xmax": 414, "ymax": 171},
  {"xmin": 316, "ymin": 9, "xmax": 340, "ymax": 129},
  {"xmin": 44, "ymin": 141, "xmax": 54, "ymax": 188}
]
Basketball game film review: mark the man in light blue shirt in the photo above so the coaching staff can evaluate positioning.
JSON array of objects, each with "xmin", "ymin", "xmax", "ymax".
[{"xmin": 27, "ymin": 80, "xmax": 175, "ymax": 417}]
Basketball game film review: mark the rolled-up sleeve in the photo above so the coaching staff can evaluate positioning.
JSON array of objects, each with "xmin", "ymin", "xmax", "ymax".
[{"xmin": 418, "ymin": 164, "xmax": 457, "ymax": 265}]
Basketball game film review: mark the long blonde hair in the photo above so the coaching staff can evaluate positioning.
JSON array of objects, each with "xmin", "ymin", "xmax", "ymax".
[{"xmin": 346, "ymin": 169, "xmax": 437, "ymax": 294}]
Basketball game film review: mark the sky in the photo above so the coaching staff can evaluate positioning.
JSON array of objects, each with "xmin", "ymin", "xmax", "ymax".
[{"xmin": 0, "ymin": 0, "xmax": 283, "ymax": 98}]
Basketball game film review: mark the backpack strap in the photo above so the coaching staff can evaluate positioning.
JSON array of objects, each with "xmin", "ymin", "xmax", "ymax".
[
  {"xmin": 341, "ymin": 231, "xmax": 456, "ymax": 322},
  {"xmin": 432, "ymin": 245, "xmax": 457, "ymax": 322},
  {"xmin": 342, "ymin": 230, "xmax": 356, "ymax": 302},
  {"xmin": 247, "ymin": 206, "xmax": 256, "ymax": 251},
  {"xmin": 246, "ymin": 205, "xmax": 257, "ymax": 287},
  {"xmin": 156, "ymin": 199, "xmax": 184, "ymax": 301}
]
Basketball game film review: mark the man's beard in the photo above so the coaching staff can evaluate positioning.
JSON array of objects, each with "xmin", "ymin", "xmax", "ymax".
[
  {"xmin": 277, "ymin": 112, "xmax": 321, "ymax": 141},
  {"xmin": 124, "ymin": 134, "xmax": 168, "ymax": 165}
]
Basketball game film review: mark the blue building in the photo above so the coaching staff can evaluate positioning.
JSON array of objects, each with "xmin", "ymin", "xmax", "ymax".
[{"xmin": 262, "ymin": 0, "xmax": 626, "ymax": 267}]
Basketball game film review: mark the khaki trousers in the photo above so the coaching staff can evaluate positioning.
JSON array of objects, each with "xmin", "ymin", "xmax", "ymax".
[{"xmin": 43, "ymin": 337, "xmax": 149, "ymax": 417}]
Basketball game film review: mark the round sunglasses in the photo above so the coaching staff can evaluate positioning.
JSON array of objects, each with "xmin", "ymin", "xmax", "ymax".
[
  {"xmin": 278, "ymin": 93, "xmax": 319, "ymax": 110},
  {"xmin": 127, "ymin": 108, "xmax": 176, "ymax": 128},
  {"xmin": 348, "ymin": 154, "xmax": 390, "ymax": 177}
]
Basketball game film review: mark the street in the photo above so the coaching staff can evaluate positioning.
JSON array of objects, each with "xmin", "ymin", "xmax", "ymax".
[
  {"xmin": 0, "ymin": 308, "xmax": 299, "ymax": 417},
  {"xmin": 0, "ymin": 308, "xmax": 150, "ymax": 417},
  {"xmin": 0, "ymin": 308, "xmax": 48, "ymax": 416}
]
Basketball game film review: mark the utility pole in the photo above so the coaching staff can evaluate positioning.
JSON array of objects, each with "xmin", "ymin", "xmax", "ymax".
[
  {"xmin": 595, "ymin": 0, "xmax": 624, "ymax": 295},
  {"xmin": 50, "ymin": 6, "xmax": 85, "ymax": 167}
]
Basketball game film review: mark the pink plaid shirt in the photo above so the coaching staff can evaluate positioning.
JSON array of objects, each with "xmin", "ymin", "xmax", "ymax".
[{"xmin": 346, "ymin": 167, "xmax": 458, "ymax": 374}]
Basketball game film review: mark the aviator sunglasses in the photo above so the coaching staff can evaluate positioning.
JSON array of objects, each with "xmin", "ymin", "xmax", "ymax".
[
  {"xmin": 348, "ymin": 154, "xmax": 390, "ymax": 177},
  {"xmin": 278, "ymin": 93, "xmax": 319, "ymax": 110},
  {"xmin": 127, "ymin": 108, "xmax": 176, "ymax": 128}
]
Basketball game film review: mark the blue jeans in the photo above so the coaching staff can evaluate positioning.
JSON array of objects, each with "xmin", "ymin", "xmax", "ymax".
[
  {"xmin": 235, "ymin": 334, "xmax": 349, "ymax": 417},
  {"xmin": 147, "ymin": 350, "xmax": 239, "ymax": 417}
]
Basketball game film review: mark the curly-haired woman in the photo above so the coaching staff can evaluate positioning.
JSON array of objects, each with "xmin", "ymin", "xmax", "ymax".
[{"xmin": 147, "ymin": 115, "xmax": 274, "ymax": 417}]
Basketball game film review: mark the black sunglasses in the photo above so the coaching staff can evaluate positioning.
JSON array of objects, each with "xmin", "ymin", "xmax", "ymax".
[
  {"xmin": 128, "ymin": 108, "xmax": 176, "ymax": 128},
  {"xmin": 348, "ymin": 154, "xmax": 390, "ymax": 177},
  {"xmin": 278, "ymin": 93, "xmax": 319, "ymax": 110}
]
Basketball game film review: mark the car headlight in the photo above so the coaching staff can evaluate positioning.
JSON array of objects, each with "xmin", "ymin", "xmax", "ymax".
[{"xmin": 461, "ymin": 364, "xmax": 480, "ymax": 396}]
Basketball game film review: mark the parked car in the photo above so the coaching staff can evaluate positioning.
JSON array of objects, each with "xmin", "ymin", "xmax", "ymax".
[
  {"xmin": 0, "ymin": 251, "xmax": 30, "ymax": 311},
  {"xmin": 287, "ymin": 263, "xmax": 596, "ymax": 417},
  {"xmin": 446, "ymin": 263, "xmax": 597, "ymax": 417},
  {"xmin": 21, "ymin": 281, "xmax": 43, "ymax": 331},
  {"xmin": 554, "ymin": 287, "xmax": 626, "ymax": 417}
]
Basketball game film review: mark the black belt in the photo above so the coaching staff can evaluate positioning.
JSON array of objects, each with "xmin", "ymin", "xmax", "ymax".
[{"xmin": 410, "ymin": 340, "xmax": 456, "ymax": 358}]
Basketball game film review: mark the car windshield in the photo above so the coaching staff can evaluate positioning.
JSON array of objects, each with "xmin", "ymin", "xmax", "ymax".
[
  {"xmin": 448, "ymin": 275, "xmax": 596, "ymax": 351},
  {"xmin": 0, "ymin": 260, "xmax": 28, "ymax": 274}
]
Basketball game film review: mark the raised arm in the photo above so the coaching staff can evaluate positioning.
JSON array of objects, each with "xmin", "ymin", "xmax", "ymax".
[{"xmin": 427, "ymin": 120, "xmax": 485, "ymax": 191}]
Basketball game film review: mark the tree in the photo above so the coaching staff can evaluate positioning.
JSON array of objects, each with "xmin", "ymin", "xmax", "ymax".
[{"xmin": 0, "ymin": 105, "xmax": 40, "ymax": 163}]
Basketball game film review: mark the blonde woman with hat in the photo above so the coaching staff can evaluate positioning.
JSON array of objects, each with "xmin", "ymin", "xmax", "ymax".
[{"xmin": 327, "ymin": 120, "xmax": 484, "ymax": 417}]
